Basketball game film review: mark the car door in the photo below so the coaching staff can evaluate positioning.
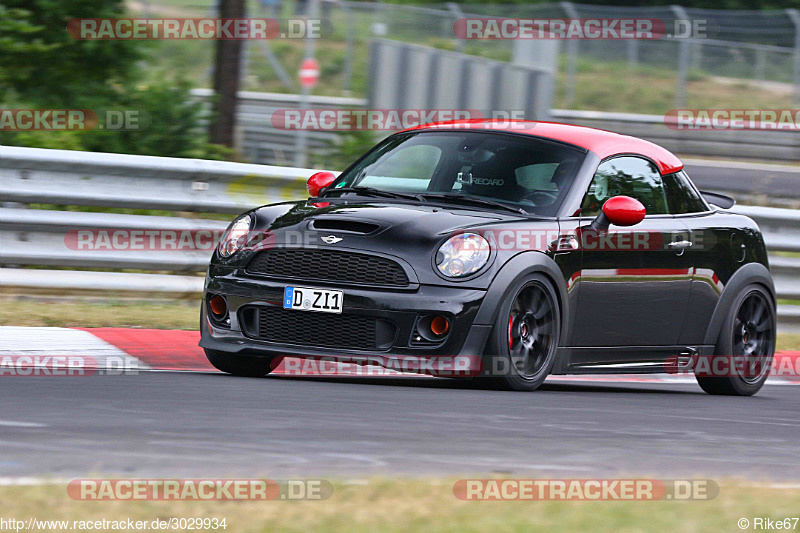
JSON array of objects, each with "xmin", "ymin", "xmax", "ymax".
[
  {"xmin": 570, "ymin": 156, "xmax": 694, "ymax": 361},
  {"xmin": 662, "ymin": 170, "xmax": 732, "ymax": 347}
]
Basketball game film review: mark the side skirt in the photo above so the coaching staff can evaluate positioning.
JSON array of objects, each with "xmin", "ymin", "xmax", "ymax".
[{"xmin": 551, "ymin": 345, "xmax": 715, "ymax": 375}]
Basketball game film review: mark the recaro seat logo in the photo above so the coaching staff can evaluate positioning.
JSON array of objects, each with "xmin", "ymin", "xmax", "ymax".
[{"xmin": 471, "ymin": 178, "xmax": 504, "ymax": 186}]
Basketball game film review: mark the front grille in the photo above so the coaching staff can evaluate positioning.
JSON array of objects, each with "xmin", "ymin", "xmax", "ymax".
[
  {"xmin": 252, "ymin": 307, "xmax": 379, "ymax": 349},
  {"xmin": 246, "ymin": 249, "xmax": 409, "ymax": 286}
]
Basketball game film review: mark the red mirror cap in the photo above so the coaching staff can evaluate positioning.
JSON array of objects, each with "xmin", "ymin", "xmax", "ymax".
[
  {"xmin": 307, "ymin": 171, "xmax": 336, "ymax": 197},
  {"xmin": 602, "ymin": 195, "xmax": 646, "ymax": 227}
]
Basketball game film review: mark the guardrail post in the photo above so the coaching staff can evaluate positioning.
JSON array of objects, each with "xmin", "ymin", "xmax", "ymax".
[
  {"xmin": 787, "ymin": 9, "xmax": 800, "ymax": 106},
  {"xmin": 627, "ymin": 40, "xmax": 639, "ymax": 69},
  {"xmin": 560, "ymin": 2, "xmax": 579, "ymax": 107},
  {"xmin": 755, "ymin": 46, "xmax": 767, "ymax": 81}
]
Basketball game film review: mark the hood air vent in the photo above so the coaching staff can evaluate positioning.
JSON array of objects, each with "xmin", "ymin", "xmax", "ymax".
[{"xmin": 310, "ymin": 219, "xmax": 380, "ymax": 235}]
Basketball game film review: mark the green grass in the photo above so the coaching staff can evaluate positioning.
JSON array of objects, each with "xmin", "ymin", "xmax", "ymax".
[
  {"xmin": 1, "ymin": 479, "xmax": 800, "ymax": 532},
  {"xmin": 777, "ymin": 334, "xmax": 800, "ymax": 352},
  {"xmin": 0, "ymin": 298, "xmax": 200, "ymax": 330}
]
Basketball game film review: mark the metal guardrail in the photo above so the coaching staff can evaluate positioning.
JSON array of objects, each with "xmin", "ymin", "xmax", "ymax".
[
  {"xmin": 0, "ymin": 148, "xmax": 798, "ymax": 325},
  {"xmin": 0, "ymin": 268, "xmax": 204, "ymax": 297},
  {"xmin": 730, "ymin": 205, "xmax": 800, "ymax": 254},
  {"xmin": 0, "ymin": 145, "xmax": 333, "ymax": 214},
  {"xmin": 0, "ymin": 209, "xmax": 226, "ymax": 272},
  {"xmin": 551, "ymin": 109, "xmax": 800, "ymax": 162},
  {"xmin": 191, "ymin": 89, "xmax": 366, "ymax": 167},
  {"xmin": 0, "ymin": 146, "xmax": 335, "ymax": 296}
]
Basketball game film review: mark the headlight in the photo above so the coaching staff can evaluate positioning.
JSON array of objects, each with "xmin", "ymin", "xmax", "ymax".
[
  {"xmin": 218, "ymin": 215, "xmax": 252, "ymax": 257},
  {"xmin": 436, "ymin": 233, "xmax": 490, "ymax": 277}
]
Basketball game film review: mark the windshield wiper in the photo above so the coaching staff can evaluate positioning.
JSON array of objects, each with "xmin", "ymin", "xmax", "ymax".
[
  {"xmin": 320, "ymin": 186, "xmax": 424, "ymax": 202},
  {"xmin": 417, "ymin": 193, "xmax": 528, "ymax": 215}
]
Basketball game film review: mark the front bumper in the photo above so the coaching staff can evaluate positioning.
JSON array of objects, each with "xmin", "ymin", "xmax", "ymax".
[{"xmin": 199, "ymin": 270, "xmax": 493, "ymax": 370}]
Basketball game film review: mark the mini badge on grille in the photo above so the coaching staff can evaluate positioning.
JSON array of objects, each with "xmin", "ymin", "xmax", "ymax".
[{"xmin": 321, "ymin": 235, "xmax": 343, "ymax": 244}]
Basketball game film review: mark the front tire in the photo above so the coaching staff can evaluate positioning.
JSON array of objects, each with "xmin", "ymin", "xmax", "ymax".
[
  {"xmin": 696, "ymin": 284, "xmax": 776, "ymax": 396},
  {"xmin": 480, "ymin": 274, "xmax": 561, "ymax": 391},
  {"xmin": 204, "ymin": 349, "xmax": 276, "ymax": 377}
]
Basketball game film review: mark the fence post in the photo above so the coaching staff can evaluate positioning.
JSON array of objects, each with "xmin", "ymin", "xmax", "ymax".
[
  {"xmin": 671, "ymin": 5, "xmax": 690, "ymax": 109},
  {"xmin": 342, "ymin": 2, "xmax": 355, "ymax": 94},
  {"xmin": 447, "ymin": 2, "xmax": 465, "ymax": 53},
  {"xmin": 560, "ymin": 2, "xmax": 579, "ymax": 107},
  {"xmin": 788, "ymin": 9, "xmax": 800, "ymax": 106},
  {"xmin": 293, "ymin": 0, "xmax": 320, "ymax": 168}
]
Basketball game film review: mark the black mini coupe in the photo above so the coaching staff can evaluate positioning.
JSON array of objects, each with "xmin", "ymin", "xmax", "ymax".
[{"xmin": 200, "ymin": 120, "xmax": 776, "ymax": 395}]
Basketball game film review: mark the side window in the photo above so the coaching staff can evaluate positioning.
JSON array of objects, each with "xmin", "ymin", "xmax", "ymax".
[
  {"xmin": 663, "ymin": 171, "xmax": 709, "ymax": 214},
  {"xmin": 581, "ymin": 156, "xmax": 669, "ymax": 216}
]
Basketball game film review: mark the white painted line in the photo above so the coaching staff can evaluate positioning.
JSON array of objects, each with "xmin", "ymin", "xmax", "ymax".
[
  {"xmin": 765, "ymin": 483, "xmax": 800, "ymax": 490},
  {"xmin": 0, "ymin": 420, "xmax": 47, "ymax": 428},
  {"xmin": 0, "ymin": 477, "xmax": 69, "ymax": 486}
]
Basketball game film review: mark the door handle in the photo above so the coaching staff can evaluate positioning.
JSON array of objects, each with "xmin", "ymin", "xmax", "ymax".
[{"xmin": 667, "ymin": 240, "xmax": 693, "ymax": 250}]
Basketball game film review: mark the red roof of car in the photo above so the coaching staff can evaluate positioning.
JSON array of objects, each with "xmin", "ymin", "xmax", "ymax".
[{"xmin": 402, "ymin": 119, "xmax": 684, "ymax": 175}]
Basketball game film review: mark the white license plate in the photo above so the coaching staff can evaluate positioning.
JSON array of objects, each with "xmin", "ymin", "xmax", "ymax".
[{"xmin": 283, "ymin": 286, "xmax": 343, "ymax": 314}]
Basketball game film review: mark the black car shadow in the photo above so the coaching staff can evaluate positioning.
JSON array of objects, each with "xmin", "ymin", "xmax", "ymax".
[{"xmin": 244, "ymin": 372, "xmax": 706, "ymax": 395}]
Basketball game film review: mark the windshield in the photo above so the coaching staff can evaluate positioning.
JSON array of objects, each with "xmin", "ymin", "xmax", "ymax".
[{"xmin": 329, "ymin": 131, "xmax": 587, "ymax": 216}]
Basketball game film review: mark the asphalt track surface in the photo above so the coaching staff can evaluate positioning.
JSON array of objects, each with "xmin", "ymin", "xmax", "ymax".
[{"xmin": 1, "ymin": 372, "xmax": 799, "ymax": 481}]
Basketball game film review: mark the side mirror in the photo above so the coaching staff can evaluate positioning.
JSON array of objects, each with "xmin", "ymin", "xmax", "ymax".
[
  {"xmin": 590, "ymin": 195, "xmax": 646, "ymax": 230},
  {"xmin": 306, "ymin": 171, "xmax": 336, "ymax": 197}
]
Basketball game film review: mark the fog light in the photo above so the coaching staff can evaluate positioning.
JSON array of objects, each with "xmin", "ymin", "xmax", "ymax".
[
  {"xmin": 209, "ymin": 295, "xmax": 228, "ymax": 319},
  {"xmin": 415, "ymin": 314, "xmax": 451, "ymax": 343},
  {"xmin": 430, "ymin": 315, "xmax": 450, "ymax": 336}
]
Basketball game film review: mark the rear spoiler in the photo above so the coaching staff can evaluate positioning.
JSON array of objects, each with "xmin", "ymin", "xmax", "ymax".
[{"xmin": 701, "ymin": 191, "xmax": 736, "ymax": 210}]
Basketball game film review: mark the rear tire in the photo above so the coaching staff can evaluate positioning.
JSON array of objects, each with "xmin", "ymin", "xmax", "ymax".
[
  {"xmin": 480, "ymin": 274, "xmax": 561, "ymax": 391},
  {"xmin": 696, "ymin": 284, "xmax": 775, "ymax": 396},
  {"xmin": 204, "ymin": 349, "xmax": 276, "ymax": 377}
]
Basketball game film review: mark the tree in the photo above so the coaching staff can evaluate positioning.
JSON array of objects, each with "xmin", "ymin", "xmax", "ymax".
[
  {"xmin": 208, "ymin": 0, "xmax": 245, "ymax": 147},
  {"xmin": 0, "ymin": 0, "xmax": 230, "ymax": 159},
  {"xmin": 0, "ymin": 0, "xmax": 141, "ymax": 107}
]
